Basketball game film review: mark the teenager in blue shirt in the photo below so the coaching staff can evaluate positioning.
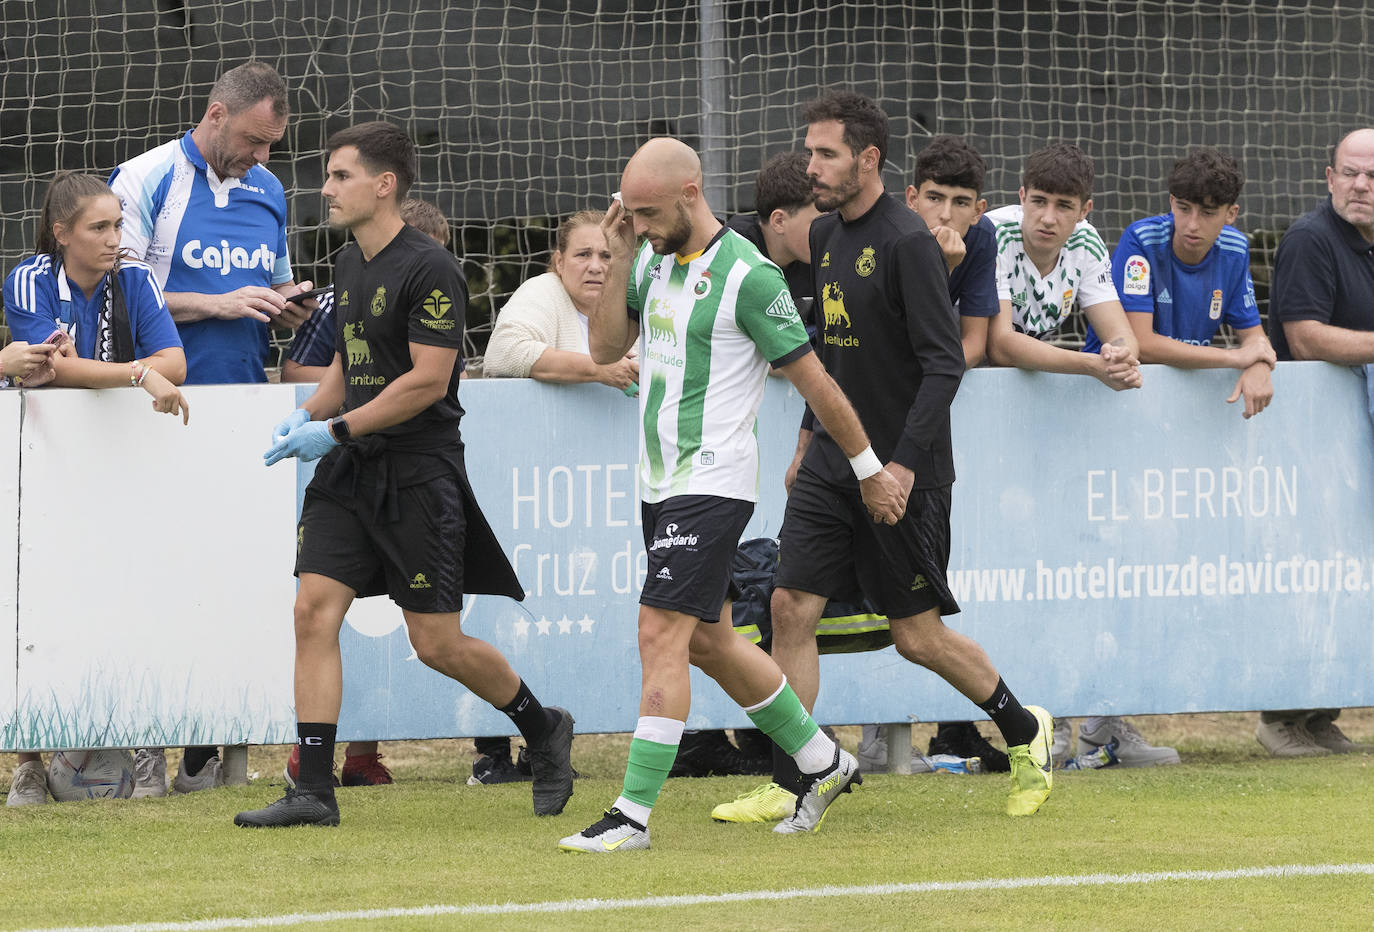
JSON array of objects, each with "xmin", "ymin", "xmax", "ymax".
[{"xmin": 1099, "ymin": 147, "xmax": 1274, "ymax": 419}]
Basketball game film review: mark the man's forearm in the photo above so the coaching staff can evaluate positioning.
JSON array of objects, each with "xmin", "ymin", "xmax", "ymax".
[{"xmin": 163, "ymin": 292, "xmax": 217, "ymax": 324}]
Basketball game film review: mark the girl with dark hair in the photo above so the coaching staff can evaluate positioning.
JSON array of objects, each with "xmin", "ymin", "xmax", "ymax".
[{"xmin": 2, "ymin": 172, "xmax": 189, "ymax": 422}]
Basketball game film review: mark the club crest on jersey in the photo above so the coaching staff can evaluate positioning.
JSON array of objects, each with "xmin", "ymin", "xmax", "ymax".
[
  {"xmin": 855, "ymin": 246, "xmax": 877, "ymax": 277},
  {"xmin": 692, "ymin": 270, "xmax": 712, "ymax": 299},
  {"xmin": 764, "ymin": 291, "xmax": 799, "ymax": 321},
  {"xmin": 370, "ymin": 286, "xmax": 387, "ymax": 317},
  {"xmin": 1209, "ymin": 289, "xmax": 1223, "ymax": 319},
  {"xmin": 421, "ymin": 288, "xmax": 456, "ymax": 330},
  {"xmin": 646, "ymin": 298, "xmax": 677, "ymax": 346}
]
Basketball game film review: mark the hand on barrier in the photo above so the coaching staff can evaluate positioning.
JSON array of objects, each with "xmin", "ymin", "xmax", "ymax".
[
  {"xmin": 264, "ymin": 420, "xmax": 336, "ymax": 466},
  {"xmin": 272, "ymin": 408, "xmax": 311, "ymax": 444}
]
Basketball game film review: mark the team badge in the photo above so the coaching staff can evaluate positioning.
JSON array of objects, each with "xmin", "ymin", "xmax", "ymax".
[
  {"xmin": 855, "ymin": 246, "xmax": 877, "ymax": 277},
  {"xmin": 370, "ymin": 286, "xmax": 387, "ymax": 317},
  {"xmin": 1122, "ymin": 255, "xmax": 1150, "ymax": 295},
  {"xmin": 1209, "ymin": 289, "xmax": 1223, "ymax": 320},
  {"xmin": 692, "ymin": 270, "xmax": 712, "ymax": 299}
]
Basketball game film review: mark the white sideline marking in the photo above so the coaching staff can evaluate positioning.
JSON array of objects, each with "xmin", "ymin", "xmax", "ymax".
[{"xmin": 20, "ymin": 862, "xmax": 1374, "ymax": 931}]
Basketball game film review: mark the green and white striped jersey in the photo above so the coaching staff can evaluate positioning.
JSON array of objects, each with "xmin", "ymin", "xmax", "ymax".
[{"xmin": 627, "ymin": 227, "xmax": 810, "ymax": 504}]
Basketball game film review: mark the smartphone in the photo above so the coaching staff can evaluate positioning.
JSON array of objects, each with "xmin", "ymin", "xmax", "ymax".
[
  {"xmin": 43, "ymin": 328, "xmax": 69, "ymax": 348},
  {"xmin": 285, "ymin": 286, "xmax": 331, "ymax": 306}
]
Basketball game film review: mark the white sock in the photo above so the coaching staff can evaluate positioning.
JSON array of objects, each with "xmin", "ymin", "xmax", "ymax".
[{"xmin": 793, "ymin": 728, "xmax": 836, "ymax": 775}]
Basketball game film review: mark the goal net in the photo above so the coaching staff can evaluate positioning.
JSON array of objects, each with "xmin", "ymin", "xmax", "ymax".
[{"xmin": 2, "ymin": 1, "xmax": 1370, "ymax": 357}]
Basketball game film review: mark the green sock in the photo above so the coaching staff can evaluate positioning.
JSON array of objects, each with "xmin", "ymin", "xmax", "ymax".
[
  {"xmin": 745, "ymin": 683, "xmax": 819, "ymax": 755},
  {"xmin": 620, "ymin": 737, "xmax": 678, "ymax": 809}
]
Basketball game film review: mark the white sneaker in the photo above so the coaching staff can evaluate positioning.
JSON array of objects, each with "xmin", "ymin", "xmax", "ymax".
[
  {"xmin": 857, "ymin": 725, "xmax": 887, "ymax": 773},
  {"xmin": 6, "ymin": 760, "xmax": 48, "ymax": 806},
  {"xmin": 132, "ymin": 748, "xmax": 168, "ymax": 799},
  {"xmin": 1256, "ymin": 718, "xmax": 1332, "ymax": 758},
  {"xmin": 171, "ymin": 756, "xmax": 223, "ymax": 794},
  {"xmin": 775, "ymin": 746, "xmax": 861, "ymax": 834},
  {"xmin": 558, "ymin": 808, "xmax": 650, "ymax": 853},
  {"xmin": 1079, "ymin": 716, "xmax": 1180, "ymax": 767},
  {"xmin": 1302, "ymin": 713, "xmax": 1372, "ymax": 754}
]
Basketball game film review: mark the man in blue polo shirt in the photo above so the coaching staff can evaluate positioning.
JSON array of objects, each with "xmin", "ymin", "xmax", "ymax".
[
  {"xmin": 1102, "ymin": 147, "xmax": 1275, "ymax": 419},
  {"xmin": 1262, "ymin": 127, "xmax": 1374, "ymax": 759},
  {"xmin": 107, "ymin": 62, "xmax": 317, "ymax": 798},
  {"xmin": 110, "ymin": 61, "xmax": 315, "ymax": 385}
]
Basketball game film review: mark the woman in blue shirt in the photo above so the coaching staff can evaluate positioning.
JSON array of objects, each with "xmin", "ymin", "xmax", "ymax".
[
  {"xmin": 3, "ymin": 172, "xmax": 189, "ymax": 422},
  {"xmin": 3, "ymin": 172, "xmax": 190, "ymax": 805}
]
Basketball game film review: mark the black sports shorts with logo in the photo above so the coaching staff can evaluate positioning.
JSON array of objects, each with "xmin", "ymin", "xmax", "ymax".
[
  {"xmin": 640, "ymin": 494, "xmax": 753, "ymax": 622},
  {"xmin": 296, "ymin": 459, "xmax": 466, "ymax": 614},
  {"xmin": 775, "ymin": 465, "xmax": 960, "ymax": 619}
]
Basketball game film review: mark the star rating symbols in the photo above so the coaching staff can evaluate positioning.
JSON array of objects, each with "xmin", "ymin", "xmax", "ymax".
[
  {"xmin": 535, "ymin": 616, "xmax": 553, "ymax": 636},
  {"xmin": 512, "ymin": 618, "xmax": 531, "ymax": 638},
  {"xmin": 577, "ymin": 614, "xmax": 595, "ymax": 633},
  {"xmin": 513, "ymin": 613, "xmax": 597, "ymax": 636},
  {"xmin": 556, "ymin": 615, "xmax": 573, "ymax": 635}
]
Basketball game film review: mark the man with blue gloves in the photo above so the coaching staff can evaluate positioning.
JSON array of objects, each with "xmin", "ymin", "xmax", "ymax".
[{"xmin": 236, "ymin": 121, "xmax": 575, "ymax": 828}]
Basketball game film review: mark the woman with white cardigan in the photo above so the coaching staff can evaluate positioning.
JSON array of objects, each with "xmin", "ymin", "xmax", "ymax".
[{"xmin": 483, "ymin": 210, "xmax": 638, "ymax": 390}]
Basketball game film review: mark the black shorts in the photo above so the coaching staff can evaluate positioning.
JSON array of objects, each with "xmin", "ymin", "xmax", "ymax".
[
  {"xmin": 775, "ymin": 465, "xmax": 960, "ymax": 619},
  {"xmin": 296, "ymin": 471, "xmax": 466, "ymax": 614},
  {"xmin": 640, "ymin": 494, "xmax": 753, "ymax": 622}
]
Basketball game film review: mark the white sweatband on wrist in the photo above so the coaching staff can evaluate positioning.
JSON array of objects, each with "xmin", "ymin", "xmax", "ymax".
[{"xmin": 848, "ymin": 446, "xmax": 883, "ymax": 480}]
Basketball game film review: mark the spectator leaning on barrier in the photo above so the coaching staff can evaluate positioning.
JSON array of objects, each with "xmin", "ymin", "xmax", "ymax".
[
  {"xmin": 558, "ymin": 136, "xmax": 896, "ymax": 853},
  {"xmin": 1260, "ymin": 127, "xmax": 1374, "ymax": 759},
  {"xmin": 2, "ymin": 173, "xmax": 191, "ymax": 807},
  {"xmin": 1099, "ymin": 147, "xmax": 1274, "ymax": 420},
  {"xmin": 108, "ymin": 61, "xmax": 320, "ymax": 797},
  {"xmin": 984, "ymin": 143, "xmax": 1142, "ymax": 391},
  {"xmin": 483, "ymin": 210, "xmax": 638, "ymax": 391},
  {"xmin": 984, "ymin": 143, "xmax": 1177, "ymax": 767},
  {"xmin": 235, "ymin": 121, "xmax": 575, "ymax": 829},
  {"xmin": 712, "ymin": 92, "xmax": 1053, "ymax": 828}
]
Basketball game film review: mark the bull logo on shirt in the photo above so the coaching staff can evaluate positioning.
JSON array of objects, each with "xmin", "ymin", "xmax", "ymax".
[
  {"xmin": 344, "ymin": 322, "xmax": 372, "ymax": 365},
  {"xmin": 646, "ymin": 298, "xmax": 677, "ymax": 346},
  {"xmin": 821, "ymin": 282, "xmax": 851, "ymax": 329}
]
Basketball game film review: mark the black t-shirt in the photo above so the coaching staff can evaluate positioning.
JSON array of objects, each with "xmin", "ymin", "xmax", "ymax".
[
  {"xmin": 332, "ymin": 223, "xmax": 467, "ymax": 447},
  {"xmin": 803, "ymin": 192, "xmax": 964, "ymax": 490},
  {"xmin": 1268, "ymin": 197, "xmax": 1374, "ymax": 360},
  {"xmin": 725, "ymin": 213, "xmax": 815, "ymax": 331}
]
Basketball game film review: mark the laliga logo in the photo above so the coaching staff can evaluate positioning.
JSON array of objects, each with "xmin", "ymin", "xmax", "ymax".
[{"xmin": 181, "ymin": 239, "xmax": 278, "ymax": 276}]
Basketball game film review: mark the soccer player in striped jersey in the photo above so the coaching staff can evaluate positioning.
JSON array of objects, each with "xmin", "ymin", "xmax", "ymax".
[
  {"xmin": 558, "ymin": 137, "xmax": 905, "ymax": 853},
  {"xmin": 1096, "ymin": 147, "xmax": 1274, "ymax": 419},
  {"xmin": 984, "ymin": 143, "xmax": 1142, "ymax": 389}
]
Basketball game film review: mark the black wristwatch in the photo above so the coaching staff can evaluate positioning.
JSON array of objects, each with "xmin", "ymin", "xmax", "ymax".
[{"xmin": 328, "ymin": 416, "xmax": 351, "ymax": 443}]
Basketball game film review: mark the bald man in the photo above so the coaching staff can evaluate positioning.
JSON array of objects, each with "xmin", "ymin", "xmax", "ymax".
[
  {"xmin": 558, "ymin": 138, "xmax": 904, "ymax": 853},
  {"xmin": 1260, "ymin": 128, "xmax": 1374, "ymax": 758}
]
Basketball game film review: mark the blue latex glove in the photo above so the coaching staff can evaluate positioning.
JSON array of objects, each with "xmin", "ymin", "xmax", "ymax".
[
  {"xmin": 271, "ymin": 407, "xmax": 311, "ymax": 444},
  {"xmin": 264, "ymin": 420, "xmax": 337, "ymax": 466}
]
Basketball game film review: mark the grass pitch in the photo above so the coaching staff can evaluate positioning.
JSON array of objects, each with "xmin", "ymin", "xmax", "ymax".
[{"xmin": 2, "ymin": 714, "xmax": 1373, "ymax": 931}]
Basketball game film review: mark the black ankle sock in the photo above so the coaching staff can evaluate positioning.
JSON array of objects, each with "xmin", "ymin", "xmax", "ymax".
[
  {"xmin": 499, "ymin": 680, "xmax": 553, "ymax": 745},
  {"xmin": 182, "ymin": 746, "xmax": 217, "ymax": 777},
  {"xmin": 977, "ymin": 678, "xmax": 1037, "ymax": 747},
  {"xmin": 474, "ymin": 735, "xmax": 513, "ymax": 759},
  {"xmin": 297, "ymin": 722, "xmax": 338, "ymax": 792}
]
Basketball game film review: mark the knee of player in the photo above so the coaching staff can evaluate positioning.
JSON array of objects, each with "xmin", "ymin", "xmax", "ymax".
[
  {"xmin": 890, "ymin": 625, "xmax": 943, "ymax": 667},
  {"xmin": 292, "ymin": 598, "xmax": 343, "ymax": 643},
  {"xmin": 769, "ymin": 589, "xmax": 823, "ymax": 639}
]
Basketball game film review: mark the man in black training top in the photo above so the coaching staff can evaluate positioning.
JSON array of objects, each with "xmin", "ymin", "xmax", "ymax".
[
  {"xmin": 712, "ymin": 91, "xmax": 1054, "ymax": 825},
  {"xmin": 235, "ymin": 122, "xmax": 574, "ymax": 827}
]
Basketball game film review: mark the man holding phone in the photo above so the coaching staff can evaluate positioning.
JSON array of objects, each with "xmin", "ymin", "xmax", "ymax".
[{"xmin": 109, "ymin": 61, "xmax": 317, "ymax": 385}]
